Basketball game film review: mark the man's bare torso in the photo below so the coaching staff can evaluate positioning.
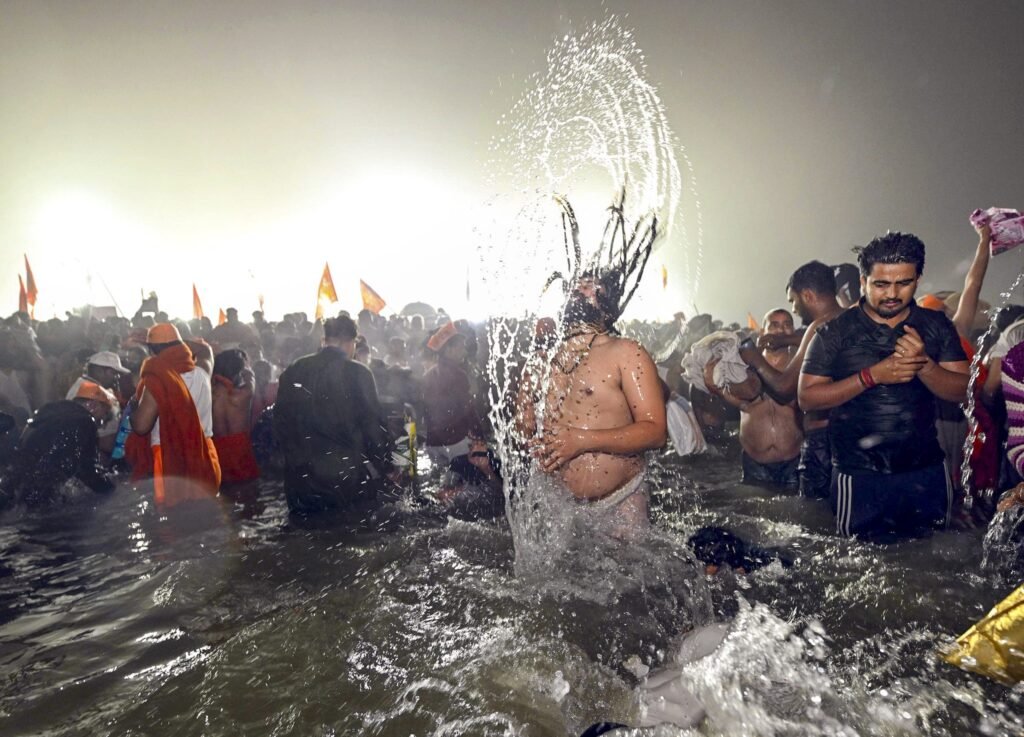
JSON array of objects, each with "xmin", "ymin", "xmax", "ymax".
[
  {"xmin": 740, "ymin": 347, "xmax": 803, "ymax": 463},
  {"xmin": 542, "ymin": 335, "xmax": 646, "ymax": 498}
]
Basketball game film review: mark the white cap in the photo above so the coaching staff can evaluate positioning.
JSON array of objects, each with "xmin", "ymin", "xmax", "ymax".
[{"xmin": 88, "ymin": 350, "xmax": 130, "ymax": 374}]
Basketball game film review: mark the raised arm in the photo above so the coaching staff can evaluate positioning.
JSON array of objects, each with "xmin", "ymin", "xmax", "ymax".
[{"xmin": 952, "ymin": 224, "xmax": 992, "ymax": 338}]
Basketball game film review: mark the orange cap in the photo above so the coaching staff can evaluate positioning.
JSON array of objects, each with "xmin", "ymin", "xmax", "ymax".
[
  {"xmin": 147, "ymin": 322, "xmax": 183, "ymax": 343},
  {"xmin": 427, "ymin": 322, "xmax": 459, "ymax": 352},
  {"xmin": 75, "ymin": 381, "xmax": 114, "ymax": 406},
  {"xmin": 918, "ymin": 294, "xmax": 944, "ymax": 311}
]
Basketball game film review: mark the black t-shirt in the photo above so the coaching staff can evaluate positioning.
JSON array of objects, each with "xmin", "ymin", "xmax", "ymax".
[{"xmin": 802, "ymin": 301, "xmax": 966, "ymax": 474}]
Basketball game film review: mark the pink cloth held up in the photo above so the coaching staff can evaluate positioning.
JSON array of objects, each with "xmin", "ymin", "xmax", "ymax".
[{"xmin": 971, "ymin": 207, "xmax": 1024, "ymax": 256}]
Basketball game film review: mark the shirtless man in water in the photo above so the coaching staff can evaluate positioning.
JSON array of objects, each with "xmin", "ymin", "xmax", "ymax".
[
  {"xmin": 713, "ymin": 309, "xmax": 803, "ymax": 489},
  {"xmin": 518, "ymin": 275, "xmax": 667, "ymax": 532},
  {"xmin": 739, "ymin": 261, "xmax": 843, "ymax": 498}
]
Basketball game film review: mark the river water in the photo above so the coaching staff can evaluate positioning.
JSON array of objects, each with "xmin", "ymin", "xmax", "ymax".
[{"xmin": 1, "ymin": 444, "xmax": 1020, "ymax": 737}]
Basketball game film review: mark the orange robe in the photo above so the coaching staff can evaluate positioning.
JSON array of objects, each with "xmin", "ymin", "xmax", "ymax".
[{"xmin": 126, "ymin": 343, "xmax": 221, "ymax": 507}]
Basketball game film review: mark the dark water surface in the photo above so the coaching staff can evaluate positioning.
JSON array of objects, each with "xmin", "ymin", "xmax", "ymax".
[{"xmin": 1, "ymin": 448, "xmax": 1021, "ymax": 736}]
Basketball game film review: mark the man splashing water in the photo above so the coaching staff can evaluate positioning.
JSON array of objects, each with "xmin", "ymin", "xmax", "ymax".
[{"xmin": 516, "ymin": 194, "xmax": 667, "ymax": 540}]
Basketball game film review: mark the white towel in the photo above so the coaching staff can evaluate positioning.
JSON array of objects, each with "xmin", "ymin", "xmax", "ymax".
[{"xmin": 680, "ymin": 331, "xmax": 750, "ymax": 394}]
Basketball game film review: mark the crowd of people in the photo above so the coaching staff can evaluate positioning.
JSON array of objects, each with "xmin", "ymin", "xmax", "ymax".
[{"xmin": 1, "ymin": 219, "xmax": 1022, "ymax": 558}]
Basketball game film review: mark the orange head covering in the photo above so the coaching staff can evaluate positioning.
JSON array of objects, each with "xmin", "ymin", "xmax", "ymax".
[
  {"xmin": 147, "ymin": 322, "xmax": 183, "ymax": 343},
  {"xmin": 75, "ymin": 381, "xmax": 114, "ymax": 406},
  {"xmin": 918, "ymin": 294, "xmax": 944, "ymax": 311},
  {"xmin": 427, "ymin": 322, "xmax": 459, "ymax": 352}
]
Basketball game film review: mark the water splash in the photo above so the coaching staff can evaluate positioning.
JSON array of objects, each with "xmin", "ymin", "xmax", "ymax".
[{"xmin": 479, "ymin": 17, "xmax": 703, "ymax": 569}]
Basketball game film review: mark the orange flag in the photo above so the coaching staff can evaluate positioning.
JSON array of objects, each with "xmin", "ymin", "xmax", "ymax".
[
  {"xmin": 360, "ymin": 279, "xmax": 386, "ymax": 315},
  {"xmin": 218, "ymin": 308, "xmax": 226, "ymax": 326},
  {"xmin": 17, "ymin": 275, "xmax": 27, "ymax": 314},
  {"xmin": 315, "ymin": 262, "xmax": 338, "ymax": 320},
  {"xmin": 661, "ymin": 264, "xmax": 668, "ymax": 289},
  {"xmin": 24, "ymin": 255, "xmax": 37, "ymax": 317},
  {"xmin": 192, "ymin": 284, "xmax": 205, "ymax": 319},
  {"xmin": 747, "ymin": 312, "xmax": 759, "ymax": 331}
]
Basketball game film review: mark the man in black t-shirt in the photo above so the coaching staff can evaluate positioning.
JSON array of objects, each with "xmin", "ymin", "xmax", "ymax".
[{"xmin": 799, "ymin": 232, "xmax": 969, "ymax": 538}]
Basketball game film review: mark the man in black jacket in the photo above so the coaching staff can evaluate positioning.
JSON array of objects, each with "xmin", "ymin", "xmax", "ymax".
[
  {"xmin": 273, "ymin": 316, "xmax": 393, "ymax": 514},
  {"xmin": 1, "ymin": 382, "xmax": 116, "ymax": 507}
]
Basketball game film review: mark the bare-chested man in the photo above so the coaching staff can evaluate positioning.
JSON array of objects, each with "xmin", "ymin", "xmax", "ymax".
[
  {"xmin": 738, "ymin": 261, "xmax": 843, "ymax": 498},
  {"xmin": 518, "ymin": 274, "xmax": 667, "ymax": 534},
  {"xmin": 211, "ymin": 348, "xmax": 260, "ymax": 486},
  {"xmin": 713, "ymin": 309, "xmax": 803, "ymax": 489}
]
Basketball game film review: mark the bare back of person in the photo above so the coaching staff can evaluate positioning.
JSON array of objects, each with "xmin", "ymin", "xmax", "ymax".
[
  {"xmin": 541, "ymin": 335, "xmax": 649, "ymax": 499},
  {"xmin": 212, "ymin": 380, "xmax": 253, "ymax": 437}
]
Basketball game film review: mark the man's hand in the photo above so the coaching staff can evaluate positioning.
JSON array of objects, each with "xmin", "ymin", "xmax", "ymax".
[
  {"xmin": 974, "ymin": 222, "xmax": 993, "ymax": 243},
  {"xmin": 757, "ymin": 332, "xmax": 798, "ymax": 351},
  {"xmin": 998, "ymin": 483, "xmax": 1024, "ymax": 513},
  {"xmin": 703, "ymin": 357, "xmax": 721, "ymax": 394},
  {"xmin": 533, "ymin": 425, "xmax": 590, "ymax": 472},
  {"xmin": 895, "ymin": 325, "xmax": 939, "ymax": 377},
  {"xmin": 869, "ymin": 354, "xmax": 929, "ymax": 385}
]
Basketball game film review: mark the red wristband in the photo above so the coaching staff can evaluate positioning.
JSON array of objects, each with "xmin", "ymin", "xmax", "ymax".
[{"xmin": 859, "ymin": 367, "xmax": 876, "ymax": 388}]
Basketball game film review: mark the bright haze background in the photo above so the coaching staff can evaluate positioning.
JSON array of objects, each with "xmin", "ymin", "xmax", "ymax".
[{"xmin": 2, "ymin": 0, "xmax": 1022, "ymax": 323}]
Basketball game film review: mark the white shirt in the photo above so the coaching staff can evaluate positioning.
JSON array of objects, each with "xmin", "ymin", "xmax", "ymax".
[{"xmin": 151, "ymin": 368, "xmax": 213, "ymax": 446}]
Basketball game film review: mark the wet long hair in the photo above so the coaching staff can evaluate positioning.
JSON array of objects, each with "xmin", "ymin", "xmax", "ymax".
[{"xmin": 543, "ymin": 190, "xmax": 657, "ymax": 330}]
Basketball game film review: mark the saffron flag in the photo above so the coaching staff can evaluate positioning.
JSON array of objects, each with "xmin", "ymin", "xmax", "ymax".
[
  {"xmin": 192, "ymin": 284, "xmax": 205, "ymax": 320},
  {"xmin": 218, "ymin": 308, "xmax": 226, "ymax": 326},
  {"xmin": 747, "ymin": 312, "xmax": 759, "ymax": 331},
  {"xmin": 315, "ymin": 263, "xmax": 338, "ymax": 320},
  {"xmin": 24, "ymin": 255, "xmax": 37, "ymax": 306},
  {"xmin": 17, "ymin": 276, "xmax": 27, "ymax": 314},
  {"xmin": 258, "ymin": 294, "xmax": 265, "ymax": 312},
  {"xmin": 360, "ymin": 279, "xmax": 386, "ymax": 315},
  {"xmin": 662, "ymin": 264, "xmax": 668, "ymax": 289}
]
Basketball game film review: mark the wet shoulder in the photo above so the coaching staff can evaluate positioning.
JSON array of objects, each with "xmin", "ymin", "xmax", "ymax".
[{"xmin": 814, "ymin": 306, "xmax": 860, "ymax": 338}]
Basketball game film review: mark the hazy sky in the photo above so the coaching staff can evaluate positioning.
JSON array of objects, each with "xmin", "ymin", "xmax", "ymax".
[{"xmin": 2, "ymin": 0, "xmax": 1023, "ymax": 322}]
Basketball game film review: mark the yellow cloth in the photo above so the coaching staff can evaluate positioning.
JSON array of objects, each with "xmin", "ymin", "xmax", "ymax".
[{"xmin": 942, "ymin": 583, "xmax": 1024, "ymax": 684}]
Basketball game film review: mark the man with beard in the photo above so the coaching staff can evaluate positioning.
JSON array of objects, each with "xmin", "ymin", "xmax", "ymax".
[
  {"xmin": 739, "ymin": 261, "xmax": 843, "ymax": 498},
  {"xmin": 799, "ymin": 232, "xmax": 969, "ymax": 538},
  {"xmin": 519, "ymin": 271, "xmax": 667, "ymax": 538}
]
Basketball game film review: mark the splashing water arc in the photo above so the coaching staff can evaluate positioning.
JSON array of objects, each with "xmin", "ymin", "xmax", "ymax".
[{"xmin": 479, "ymin": 17, "xmax": 704, "ymax": 571}]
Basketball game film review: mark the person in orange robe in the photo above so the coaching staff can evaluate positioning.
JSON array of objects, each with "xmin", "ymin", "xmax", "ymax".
[{"xmin": 127, "ymin": 323, "xmax": 221, "ymax": 507}]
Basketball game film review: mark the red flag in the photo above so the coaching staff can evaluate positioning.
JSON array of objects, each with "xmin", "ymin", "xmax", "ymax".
[
  {"xmin": 17, "ymin": 276, "xmax": 27, "ymax": 314},
  {"xmin": 747, "ymin": 312, "xmax": 759, "ymax": 331},
  {"xmin": 315, "ymin": 263, "xmax": 338, "ymax": 320},
  {"xmin": 359, "ymin": 279, "xmax": 386, "ymax": 315},
  {"xmin": 218, "ymin": 308, "xmax": 226, "ymax": 326},
  {"xmin": 192, "ymin": 284, "xmax": 205, "ymax": 320},
  {"xmin": 661, "ymin": 264, "xmax": 668, "ymax": 290}
]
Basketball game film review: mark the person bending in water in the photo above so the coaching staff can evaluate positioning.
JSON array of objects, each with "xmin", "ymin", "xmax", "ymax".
[{"xmin": 519, "ymin": 272, "xmax": 667, "ymax": 535}]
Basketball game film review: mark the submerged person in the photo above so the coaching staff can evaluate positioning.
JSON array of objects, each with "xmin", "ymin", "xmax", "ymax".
[
  {"xmin": 0, "ymin": 382, "xmax": 116, "ymax": 507},
  {"xmin": 211, "ymin": 349, "xmax": 260, "ymax": 487},
  {"xmin": 127, "ymin": 324, "xmax": 221, "ymax": 508},
  {"xmin": 519, "ymin": 271, "xmax": 667, "ymax": 538},
  {"xmin": 273, "ymin": 315, "xmax": 394, "ymax": 514},
  {"xmin": 799, "ymin": 232, "xmax": 969, "ymax": 538},
  {"xmin": 436, "ymin": 436, "xmax": 504, "ymax": 521}
]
